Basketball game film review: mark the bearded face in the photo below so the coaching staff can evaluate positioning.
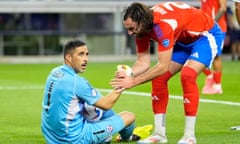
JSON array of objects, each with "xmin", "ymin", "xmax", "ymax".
[{"xmin": 124, "ymin": 18, "xmax": 152, "ymax": 38}]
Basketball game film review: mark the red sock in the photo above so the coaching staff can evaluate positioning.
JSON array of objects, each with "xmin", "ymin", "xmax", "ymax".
[
  {"xmin": 203, "ymin": 69, "xmax": 212, "ymax": 76},
  {"xmin": 151, "ymin": 71, "xmax": 171, "ymax": 114},
  {"xmin": 181, "ymin": 67, "xmax": 199, "ymax": 116},
  {"xmin": 213, "ymin": 71, "xmax": 222, "ymax": 84}
]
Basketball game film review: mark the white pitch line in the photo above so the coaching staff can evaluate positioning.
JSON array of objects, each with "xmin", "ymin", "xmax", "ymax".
[
  {"xmin": 1, "ymin": 86, "xmax": 240, "ymax": 106},
  {"xmin": 98, "ymin": 88, "xmax": 240, "ymax": 106}
]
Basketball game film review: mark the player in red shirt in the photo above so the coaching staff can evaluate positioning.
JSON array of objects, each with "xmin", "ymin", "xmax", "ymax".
[
  {"xmin": 111, "ymin": 2, "xmax": 224, "ymax": 144},
  {"xmin": 201, "ymin": 0, "xmax": 227, "ymax": 95}
]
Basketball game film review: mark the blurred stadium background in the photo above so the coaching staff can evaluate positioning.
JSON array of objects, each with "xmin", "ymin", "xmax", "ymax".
[{"xmin": 0, "ymin": 0, "xmax": 235, "ymax": 63}]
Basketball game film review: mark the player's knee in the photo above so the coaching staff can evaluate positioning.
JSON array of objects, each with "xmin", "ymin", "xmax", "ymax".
[
  {"xmin": 153, "ymin": 71, "xmax": 171, "ymax": 83},
  {"xmin": 125, "ymin": 111, "xmax": 135, "ymax": 121},
  {"xmin": 119, "ymin": 111, "xmax": 135, "ymax": 126},
  {"xmin": 152, "ymin": 71, "xmax": 171, "ymax": 94},
  {"xmin": 181, "ymin": 67, "xmax": 197, "ymax": 83}
]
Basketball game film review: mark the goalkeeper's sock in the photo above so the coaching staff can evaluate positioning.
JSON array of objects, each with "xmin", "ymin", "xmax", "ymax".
[
  {"xmin": 119, "ymin": 122, "xmax": 135, "ymax": 140},
  {"xmin": 154, "ymin": 113, "xmax": 166, "ymax": 136}
]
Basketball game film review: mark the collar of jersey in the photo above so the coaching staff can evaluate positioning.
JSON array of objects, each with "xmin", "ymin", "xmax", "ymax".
[{"xmin": 63, "ymin": 64, "xmax": 76, "ymax": 75}]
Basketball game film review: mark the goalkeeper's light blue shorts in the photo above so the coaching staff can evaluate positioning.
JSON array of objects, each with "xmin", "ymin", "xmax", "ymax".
[{"xmin": 79, "ymin": 110, "xmax": 125, "ymax": 144}]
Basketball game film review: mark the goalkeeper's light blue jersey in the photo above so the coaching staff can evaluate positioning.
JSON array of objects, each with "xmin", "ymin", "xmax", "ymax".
[{"xmin": 41, "ymin": 64, "xmax": 101, "ymax": 143}]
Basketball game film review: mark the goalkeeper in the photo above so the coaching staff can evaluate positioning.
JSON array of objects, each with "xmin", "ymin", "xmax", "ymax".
[{"xmin": 41, "ymin": 39, "xmax": 135, "ymax": 144}]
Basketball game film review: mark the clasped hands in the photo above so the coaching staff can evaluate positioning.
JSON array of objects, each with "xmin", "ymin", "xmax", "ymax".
[{"xmin": 110, "ymin": 70, "xmax": 135, "ymax": 93}]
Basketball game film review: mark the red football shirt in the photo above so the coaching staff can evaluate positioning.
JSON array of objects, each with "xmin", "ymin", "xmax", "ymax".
[
  {"xmin": 201, "ymin": 0, "xmax": 227, "ymax": 32},
  {"xmin": 136, "ymin": 2, "xmax": 215, "ymax": 53}
]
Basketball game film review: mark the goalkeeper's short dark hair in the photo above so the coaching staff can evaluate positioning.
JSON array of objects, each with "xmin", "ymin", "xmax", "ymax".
[{"xmin": 63, "ymin": 39, "xmax": 86, "ymax": 57}]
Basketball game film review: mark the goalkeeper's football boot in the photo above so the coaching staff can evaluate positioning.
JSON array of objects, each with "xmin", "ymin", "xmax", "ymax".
[
  {"xmin": 177, "ymin": 136, "xmax": 196, "ymax": 144},
  {"xmin": 115, "ymin": 134, "xmax": 140, "ymax": 142},
  {"xmin": 137, "ymin": 134, "xmax": 168, "ymax": 144},
  {"xmin": 115, "ymin": 124, "xmax": 153, "ymax": 142}
]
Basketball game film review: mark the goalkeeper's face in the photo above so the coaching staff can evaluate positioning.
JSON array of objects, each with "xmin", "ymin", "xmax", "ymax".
[{"xmin": 65, "ymin": 45, "xmax": 89, "ymax": 73}]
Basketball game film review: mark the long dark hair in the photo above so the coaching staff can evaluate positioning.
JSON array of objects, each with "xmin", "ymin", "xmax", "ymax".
[{"xmin": 123, "ymin": 2, "xmax": 153, "ymax": 34}]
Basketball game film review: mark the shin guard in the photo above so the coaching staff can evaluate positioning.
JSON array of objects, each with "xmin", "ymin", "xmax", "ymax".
[
  {"xmin": 151, "ymin": 71, "xmax": 171, "ymax": 114},
  {"xmin": 181, "ymin": 67, "xmax": 199, "ymax": 116}
]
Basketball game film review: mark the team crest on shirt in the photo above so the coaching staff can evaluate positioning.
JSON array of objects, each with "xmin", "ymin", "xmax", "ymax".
[
  {"xmin": 162, "ymin": 39, "xmax": 170, "ymax": 48},
  {"xmin": 106, "ymin": 125, "xmax": 113, "ymax": 133}
]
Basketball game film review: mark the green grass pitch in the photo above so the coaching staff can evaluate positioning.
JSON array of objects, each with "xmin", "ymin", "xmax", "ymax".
[{"xmin": 0, "ymin": 61, "xmax": 240, "ymax": 144}]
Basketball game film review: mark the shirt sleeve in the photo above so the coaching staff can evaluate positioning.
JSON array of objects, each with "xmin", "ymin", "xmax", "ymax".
[
  {"xmin": 153, "ymin": 22, "xmax": 175, "ymax": 52},
  {"xmin": 75, "ymin": 77, "xmax": 102, "ymax": 105},
  {"xmin": 135, "ymin": 22, "xmax": 175, "ymax": 53}
]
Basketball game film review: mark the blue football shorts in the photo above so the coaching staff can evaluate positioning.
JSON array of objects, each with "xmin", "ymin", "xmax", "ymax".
[{"xmin": 172, "ymin": 23, "xmax": 224, "ymax": 69}]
